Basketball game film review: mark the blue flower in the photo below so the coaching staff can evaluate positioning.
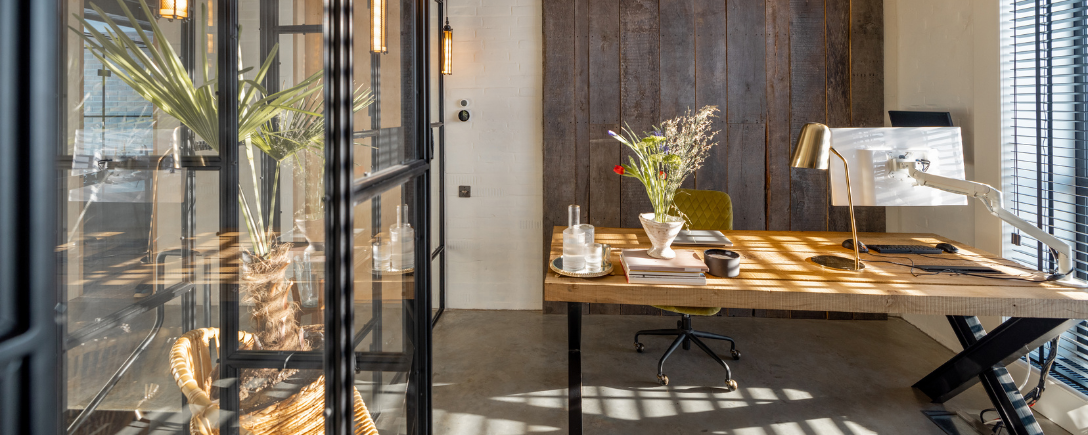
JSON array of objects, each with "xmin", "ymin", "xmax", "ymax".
[
  {"xmin": 661, "ymin": 145, "xmax": 669, "ymax": 153},
  {"xmin": 652, "ymin": 131, "xmax": 663, "ymax": 137}
]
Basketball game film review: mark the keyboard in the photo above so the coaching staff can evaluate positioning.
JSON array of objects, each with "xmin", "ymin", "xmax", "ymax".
[
  {"xmin": 867, "ymin": 244, "xmax": 945, "ymax": 254},
  {"xmin": 913, "ymin": 265, "xmax": 1001, "ymax": 274}
]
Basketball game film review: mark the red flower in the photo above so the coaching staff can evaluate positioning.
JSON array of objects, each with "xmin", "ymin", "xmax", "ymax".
[
  {"xmin": 614, "ymin": 165, "xmax": 624, "ymax": 175},
  {"xmin": 659, "ymin": 170, "xmax": 667, "ymax": 179}
]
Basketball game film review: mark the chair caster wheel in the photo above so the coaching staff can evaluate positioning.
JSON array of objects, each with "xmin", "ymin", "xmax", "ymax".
[
  {"xmin": 731, "ymin": 349, "xmax": 741, "ymax": 360},
  {"xmin": 658, "ymin": 374, "xmax": 669, "ymax": 386},
  {"xmin": 635, "ymin": 342, "xmax": 645, "ymax": 353},
  {"xmin": 725, "ymin": 379, "xmax": 738, "ymax": 392}
]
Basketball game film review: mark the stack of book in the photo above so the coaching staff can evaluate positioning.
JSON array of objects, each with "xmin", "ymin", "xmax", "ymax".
[{"xmin": 619, "ymin": 249, "xmax": 709, "ymax": 285}]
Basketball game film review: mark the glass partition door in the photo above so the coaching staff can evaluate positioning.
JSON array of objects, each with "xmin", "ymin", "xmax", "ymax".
[{"xmin": 55, "ymin": 0, "xmax": 433, "ymax": 434}]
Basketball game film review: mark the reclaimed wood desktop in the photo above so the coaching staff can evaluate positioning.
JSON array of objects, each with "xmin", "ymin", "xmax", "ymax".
[{"xmin": 545, "ymin": 227, "xmax": 1088, "ymax": 435}]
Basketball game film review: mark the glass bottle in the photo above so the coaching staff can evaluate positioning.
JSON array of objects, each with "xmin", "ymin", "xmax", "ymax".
[
  {"xmin": 398, "ymin": 204, "xmax": 415, "ymax": 270},
  {"xmin": 562, "ymin": 205, "xmax": 586, "ymax": 271}
]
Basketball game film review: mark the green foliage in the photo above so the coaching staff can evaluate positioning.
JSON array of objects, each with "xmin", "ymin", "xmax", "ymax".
[
  {"xmin": 70, "ymin": 0, "xmax": 376, "ymax": 258},
  {"xmin": 609, "ymin": 106, "xmax": 720, "ymax": 223}
]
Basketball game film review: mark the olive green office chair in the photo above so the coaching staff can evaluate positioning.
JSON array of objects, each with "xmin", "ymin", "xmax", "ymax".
[{"xmin": 634, "ymin": 188, "xmax": 740, "ymax": 390}]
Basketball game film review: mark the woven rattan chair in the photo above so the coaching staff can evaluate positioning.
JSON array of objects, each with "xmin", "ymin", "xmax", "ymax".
[
  {"xmin": 633, "ymin": 188, "xmax": 741, "ymax": 390},
  {"xmin": 170, "ymin": 328, "xmax": 379, "ymax": 435}
]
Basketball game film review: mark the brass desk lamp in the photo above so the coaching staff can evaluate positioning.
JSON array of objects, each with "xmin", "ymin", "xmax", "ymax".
[{"xmin": 790, "ymin": 122, "xmax": 863, "ymax": 271}]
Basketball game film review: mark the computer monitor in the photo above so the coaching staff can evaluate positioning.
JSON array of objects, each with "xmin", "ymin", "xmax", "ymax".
[
  {"xmin": 888, "ymin": 111, "xmax": 954, "ymax": 127},
  {"xmin": 826, "ymin": 127, "xmax": 968, "ymax": 207}
]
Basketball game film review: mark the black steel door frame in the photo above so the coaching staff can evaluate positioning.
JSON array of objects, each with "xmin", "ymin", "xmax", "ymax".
[
  {"xmin": 211, "ymin": 0, "xmax": 434, "ymax": 434},
  {"xmin": 0, "ymin": 1, "xmax": 61, "ymax": 435}
]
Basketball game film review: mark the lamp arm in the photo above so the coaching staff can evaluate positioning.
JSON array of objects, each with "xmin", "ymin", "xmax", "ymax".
[{"xmin": 907, "ymin": 166, "xmax": 1074, "ymax": 277}]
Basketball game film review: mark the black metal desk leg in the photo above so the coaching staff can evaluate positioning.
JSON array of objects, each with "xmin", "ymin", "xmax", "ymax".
[
  {"xmin": 914, "ymin": 316, "xmax": 1073, "ymax": 435},
  {"xmin": 568, "ymin": 302, "xmax": 582, "ymax": 435}
]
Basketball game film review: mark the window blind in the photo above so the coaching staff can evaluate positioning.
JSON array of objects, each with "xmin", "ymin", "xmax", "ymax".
[{"xmin": 1006, "ymin": 0, "xmax": 1088, "ymax": 394}]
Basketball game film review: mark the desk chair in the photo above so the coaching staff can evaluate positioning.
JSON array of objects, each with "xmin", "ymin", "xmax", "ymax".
[{"xmin": 634, "ymin": 188, "xmax": 740, "ymax": 390}]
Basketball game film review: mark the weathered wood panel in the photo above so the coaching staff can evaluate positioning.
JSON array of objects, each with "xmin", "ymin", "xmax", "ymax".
[
  {"xmin": 693, "ymin": 0, "xmax": 728, "ymax": 193},
  {"xmin": 826, "ymin": 0, "xmax": 852, "ymax": 234},
  {"xmin": 589, "ymin": 124, "xmax": 622, "ymax": 227},
  {"xmin": 660, "ymin": 0, "xmax": 697, "ymax": 190},
  {"xmin": 589, "ymin": 0, "xmax": 620, "ymax": 125},
  {"xmin": 659, "ymin": 0, "xmax": 696, "ymax": 121},
  {"xmin": 727, "ymin": 123, "xmax": 767, "ymax": 230},
  {"xmin": 575, "ymin": 0, "xmax": 591, "ymax": 224},
  {"xmin": 727, "ymin": 0, "xmax": 767, "ymax": 124},
  {"xmin": 619, "ymin": 0, "xmax": 661, "ymax": 228},
  {"xmin": 788, "ymin": 0, "xmax": 827, "ymax": 231},
  {"xmin": 542, "ymin": 0, "xmax": 578, "ymax": 314},
  {"xmin": 766, "ymin": 0, "xmax": 791, "ymax": 231}
]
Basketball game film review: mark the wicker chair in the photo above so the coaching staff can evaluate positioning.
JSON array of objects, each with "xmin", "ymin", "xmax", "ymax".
[
  {"xmin": 634, "ymin": 188, "xmax": 741, "ymax": 390},
  {"xmin": 170, "ymin": 328, "xmax": 379, "ymax": 435}
]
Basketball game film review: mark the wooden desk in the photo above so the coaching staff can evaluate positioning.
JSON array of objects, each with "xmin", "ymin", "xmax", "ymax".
[{"xmin": 546, "ymin": 227, "xmax": 1088, "ymax": 435}]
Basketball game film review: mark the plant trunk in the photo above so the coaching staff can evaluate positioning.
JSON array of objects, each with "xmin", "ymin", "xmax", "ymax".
[{"xmin": 241, "ymin": 243, "xmax": 306, "ymax": 352}]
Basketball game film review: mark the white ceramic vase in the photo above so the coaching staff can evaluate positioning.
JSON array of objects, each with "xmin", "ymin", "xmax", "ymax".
[
  {"xmin": 639, "ymin": 212, "xmax": 684, "ymax": 259},
  {"xmin": 295, "ymin": 218, "xmax": 325, "ymax": 253}
]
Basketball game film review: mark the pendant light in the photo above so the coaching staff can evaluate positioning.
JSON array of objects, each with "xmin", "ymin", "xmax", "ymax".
[
  {"xmin": 441, "ymin": 18, "xmax": 453, "ymax": 75},
  {"xmin": 371, "ymin": 0, "xmax": 387, "ymax": 53},
  {"xmin": 159, "ymin": 0, "xmax": 190, "ymax": 21}
]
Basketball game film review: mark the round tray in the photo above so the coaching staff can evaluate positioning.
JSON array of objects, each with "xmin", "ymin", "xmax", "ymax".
[
  {"xmin": 376, "ymin": 266, "xmax": 414, "ymax": 275},
  {"xmin": 550, "ymin": 257, "xmax": 614, "ymax": 278}
]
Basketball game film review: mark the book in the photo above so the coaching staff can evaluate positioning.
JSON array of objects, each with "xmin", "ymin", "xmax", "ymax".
[
  {"xmin": 672, "ymin": 230, "xmax": 733, "ymax": 247},
  {"xmin": 619, "ymin": 249, "xmax": 708, "ymax": 285},
  {"xmin": 620, "ymin": 249, "xmax": 709, "ymax": 273}
]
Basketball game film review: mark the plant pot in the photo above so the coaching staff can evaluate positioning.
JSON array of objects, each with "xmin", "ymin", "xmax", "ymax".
[{"xmin": 639, "ymin": 212, "xmax": 684, "ymax": 259}]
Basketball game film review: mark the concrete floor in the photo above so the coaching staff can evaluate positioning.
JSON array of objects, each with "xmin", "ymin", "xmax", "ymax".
[{"xmin": 432, "ymin": 310, "xmax": 1070, "ymax": 435}]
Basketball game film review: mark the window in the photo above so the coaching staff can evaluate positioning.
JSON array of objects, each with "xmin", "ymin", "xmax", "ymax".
[{"xmin": 1005, "ymin": 0, "xmax": 1088, "ymax": 394}]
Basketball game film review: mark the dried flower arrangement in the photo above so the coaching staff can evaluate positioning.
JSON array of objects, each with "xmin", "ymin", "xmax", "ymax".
[{"xmin": 609, "ymin": 106, "xmax": 721, "ymax": 223}]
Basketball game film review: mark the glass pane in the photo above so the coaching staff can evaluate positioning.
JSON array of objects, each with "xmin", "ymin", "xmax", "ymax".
[
  {"xmin": 62, "ymin": 0, "xmax": 224, "ymax": 432},
  {"xmin": 352, "ymin": 180, "xmax": 419, "ymax": 432},
  {"xmin": 278, "ymin": 0, "xmax": 322, "ymax": 26},
  {"xmin": 353, "ymin": 0, "xmax": 415, "ymax": 176}
]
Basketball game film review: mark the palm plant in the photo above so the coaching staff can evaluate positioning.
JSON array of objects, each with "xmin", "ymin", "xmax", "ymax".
[{"xmin": 72, "ymin": 0, "xmax": 332, "ymax": 258}]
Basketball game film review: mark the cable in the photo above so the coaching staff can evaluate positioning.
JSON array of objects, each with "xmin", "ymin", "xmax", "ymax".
[{"xmin": 864, "ymin": 252, "xmax": 1043, "ymax": 281}]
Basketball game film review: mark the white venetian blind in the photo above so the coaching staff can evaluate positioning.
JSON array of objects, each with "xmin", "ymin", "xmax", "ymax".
[{"xmin": 1006, "ymin": 0, "xmax": 1088, "ymax": 393}]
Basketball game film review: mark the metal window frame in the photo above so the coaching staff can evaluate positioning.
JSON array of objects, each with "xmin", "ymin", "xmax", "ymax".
[{"xmin": 0, "ymin": 1, "xmax": 60, "ymax": 435}]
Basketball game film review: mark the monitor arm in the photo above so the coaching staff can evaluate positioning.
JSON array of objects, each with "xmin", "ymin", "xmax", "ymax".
[{"xmin": 907, "ymin": 165, "xmax": 1087, "ymax": 287}]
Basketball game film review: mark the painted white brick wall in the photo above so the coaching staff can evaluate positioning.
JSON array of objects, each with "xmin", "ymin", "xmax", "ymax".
[{"xmin": 444, "ymin": 0, "xmax": 543, "ymax": 310}]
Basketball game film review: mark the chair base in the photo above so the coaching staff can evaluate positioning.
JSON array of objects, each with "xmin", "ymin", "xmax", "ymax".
[{"xmin": 634, "ymin": 314, "xmax": 739, "ymax": 391}]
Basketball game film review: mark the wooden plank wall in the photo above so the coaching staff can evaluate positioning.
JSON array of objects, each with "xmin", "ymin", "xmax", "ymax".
[{"xmin": 543, "ymin": 0, "xmax": 885, "ymax": 318}]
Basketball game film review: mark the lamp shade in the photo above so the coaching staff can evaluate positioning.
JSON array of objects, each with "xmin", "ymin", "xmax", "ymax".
[
  {"xmin": 159, "ymin": 0, "xmax": 189, "ymax": 20},
  {"xmin": 440, "ymin": 20, "xmax": 453, "ymax": 75},
  {"xmin": 790, "ymin": 122, "xmax": 832, "ymax": 170},
  {"xmin": 371, "ymin": 0, "xmax": 387, "ymax": 53}
]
